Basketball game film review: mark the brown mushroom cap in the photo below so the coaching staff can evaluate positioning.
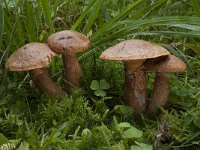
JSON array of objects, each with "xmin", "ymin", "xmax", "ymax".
[
  {"xmin": 144, "ymin": 55, "xmax": 186, "ymax": 72},
  {"xmin": 5, "ymin": 43, "xmax": 57, "ymax": 71},
  {"xmin": 47, "ymin": 30, "xmax": 90, "ymax": 53},
  {"xmin": 100, "ymin": 40, "xmax": 170, "ymax": 61}
]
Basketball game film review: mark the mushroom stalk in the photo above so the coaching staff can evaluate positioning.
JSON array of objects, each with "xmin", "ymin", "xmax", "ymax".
[
  {"xmin": 148, "ymin": 72, "xmax": 170, "ymax": 113},
  {"xmin": 124, "ymin": 60, "xmax": 147, "ymax": 114},
  {"xmin": 62, "ymin": 52, "xmax": 82, "ymax": 94},
  {"xmin": 29, "ymin": 68, "xmax": 65, "ymax": 96}
]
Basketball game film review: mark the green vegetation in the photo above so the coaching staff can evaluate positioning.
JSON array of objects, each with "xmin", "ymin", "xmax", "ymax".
[{"xmin": 1, "ymin": 0, "xmax": 200, "ymax": 149}]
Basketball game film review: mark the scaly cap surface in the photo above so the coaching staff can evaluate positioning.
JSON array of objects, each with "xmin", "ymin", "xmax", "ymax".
[
  {"xmin": 47, "ymin": 30, "xmax": 90, "ymax": 53},
  {"xmin": 100, "ymin": 40, "xmax": 170, "ymax": 61},
  {"xmin": 5, "ymin": 43, "xmax": 57, "ymax": 71}
]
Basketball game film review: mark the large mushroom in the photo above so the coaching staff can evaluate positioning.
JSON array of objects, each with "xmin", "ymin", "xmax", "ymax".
[
  {"xmin": 144, "ymin": 55, "xmax": 186, "ymax": 114},
  {"xmin": 5, "ymin": 42, "xmax": 65, "ymax": 96},
  {"xmin": 100, "ymin": 39, "xmax": 170, "ymax": 114},
  {"xmin": 47, "ymin": 30, "xmax": 90, "ymax": 94}
]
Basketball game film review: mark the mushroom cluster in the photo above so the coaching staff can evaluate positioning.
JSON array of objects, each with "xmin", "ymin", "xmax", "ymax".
[
  {"xmin": 5, "ymin": 30, "xmax": 90, "ymax": 96},
  {"xmin": 5, "ymin": 29, "xmax": 186, "ymax": 115},
  {"xmin": 100, "ymin": 40, "xmax": 186, "ymax": 114}
]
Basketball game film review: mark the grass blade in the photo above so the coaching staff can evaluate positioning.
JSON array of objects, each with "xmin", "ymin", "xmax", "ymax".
[
  {"xmin": 92, "ymin": 0, "xmax": 143, "ymax": 41},
  {"xmin": 40, "ymin": 0, "xmax": 52, "ymax": 25},
  {"xmin": 0, "ymin": 0, "xmax": 4, "ymax": 46},
  {"xmin": 191, "ymin": 0, "xmax": 200, "ymax": 17},
  {"xmin": 71, "ymin": 0, "xmax": 96, "ymax": 30},
  {"xmin": 91, "ymin": 16, "xmax": 200, "ymax": 49},
  {"xmin": 82, "ymin": 0, "xmax": 105, "ymax": 34},
  {"xmin": 108, "ymin": 0, "xmax": 142, "ymax": 23},
  {"xmin": 25, "ymin": 0, "xmax": 36, "ymax": 42},
  {"xmin": 130, "ymin": 0, "xmax": 167, "ymax": 19},
  {"xmin": 134, "ymin": 31, "xmax": 200, "ymax": 38}
]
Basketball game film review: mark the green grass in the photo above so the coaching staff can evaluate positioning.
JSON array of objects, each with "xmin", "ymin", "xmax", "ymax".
[{"xmin": 1, "ymin": 0, "xmax": 200, "ymax": 149}]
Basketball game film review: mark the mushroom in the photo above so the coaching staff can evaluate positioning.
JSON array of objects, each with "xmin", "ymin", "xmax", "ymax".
[
  {"xmin": 144, "ymin": 55, "xmax": 186, "ymax": 114},
  {"xmin": 47, "ymin": 30, "xmax": 90, "ymax": 94},
  {"xmin": 5, "ymin": 42, "xmax": 65, "ymax": 96},
  {"xmin": 100, "ymin": 39, "xmax": 170, "ymax": 114}
]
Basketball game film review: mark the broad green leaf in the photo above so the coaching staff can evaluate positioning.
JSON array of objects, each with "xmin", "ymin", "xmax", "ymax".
[
  {"xmin": 118, "ymin": 122, "xmax": 131, "ymax": 128},
  {"xmin": 0, "ymin": 133, "xmax": 8, "ymax": 145},
  {"xmin": 123, "ymin": 126, "xmax": 143, "ymax": 139},
  {"xmin": 94, "ymin": 89, "xmax": 106, "ymax": 97},
  {"xmin": 90, "ymin": 80, "xmax": 99, "ymax": 90},
  {"xmin": 114, "ymin": 105, "xmax": 134, "ymax": 115},
  {"xmin": 99, "ymin": 79, "xmax": 110, "ymax": 90}
]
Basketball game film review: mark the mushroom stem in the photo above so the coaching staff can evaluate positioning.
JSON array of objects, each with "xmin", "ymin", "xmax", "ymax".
[
  {"xmin": 124, "ymin": 60, "xmax": 147, "ymax": 114},
  {"xmin": 148, "ymin": 72, "xmax": 170, "ymax": 113},
  {"xmin": 62, "ymin": 52, "xmax": 82, "ymax": 94},
  {"xmin": 29, "ymin": 68, "xmax": 65, "ymax": 96}
]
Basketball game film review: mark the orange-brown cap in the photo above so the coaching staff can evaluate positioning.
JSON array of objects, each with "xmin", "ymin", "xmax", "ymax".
[
  {"xmin": 47, "ymin": 30, "xmax": 90, "ymax": 53},
  {"xmin": 5, "ymin": 43, "xmax": 57, "ymax": 71},
  {"xmin": 144, "ymin": 55, "xmax": 186, "ymax": 72},
  {"xmin": 100, "ymin": 40, "xmax": 170, "ymax": 61}
]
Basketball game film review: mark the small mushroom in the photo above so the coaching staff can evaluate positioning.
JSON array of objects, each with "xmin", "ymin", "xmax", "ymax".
[
  {"xmin": 5, "ymin": 43, "xmax": 65, "ymax": 96},
  {"xmin": 100, "ymin": 40, "xmax": 170, "ymax": 114},
  {"xmin": 145, "ymin": 55, "xmax": 186, "ymax": 114},
  {"xmin": 47, "ymin": 30, "xmax": 90, "ymax": 94}
]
